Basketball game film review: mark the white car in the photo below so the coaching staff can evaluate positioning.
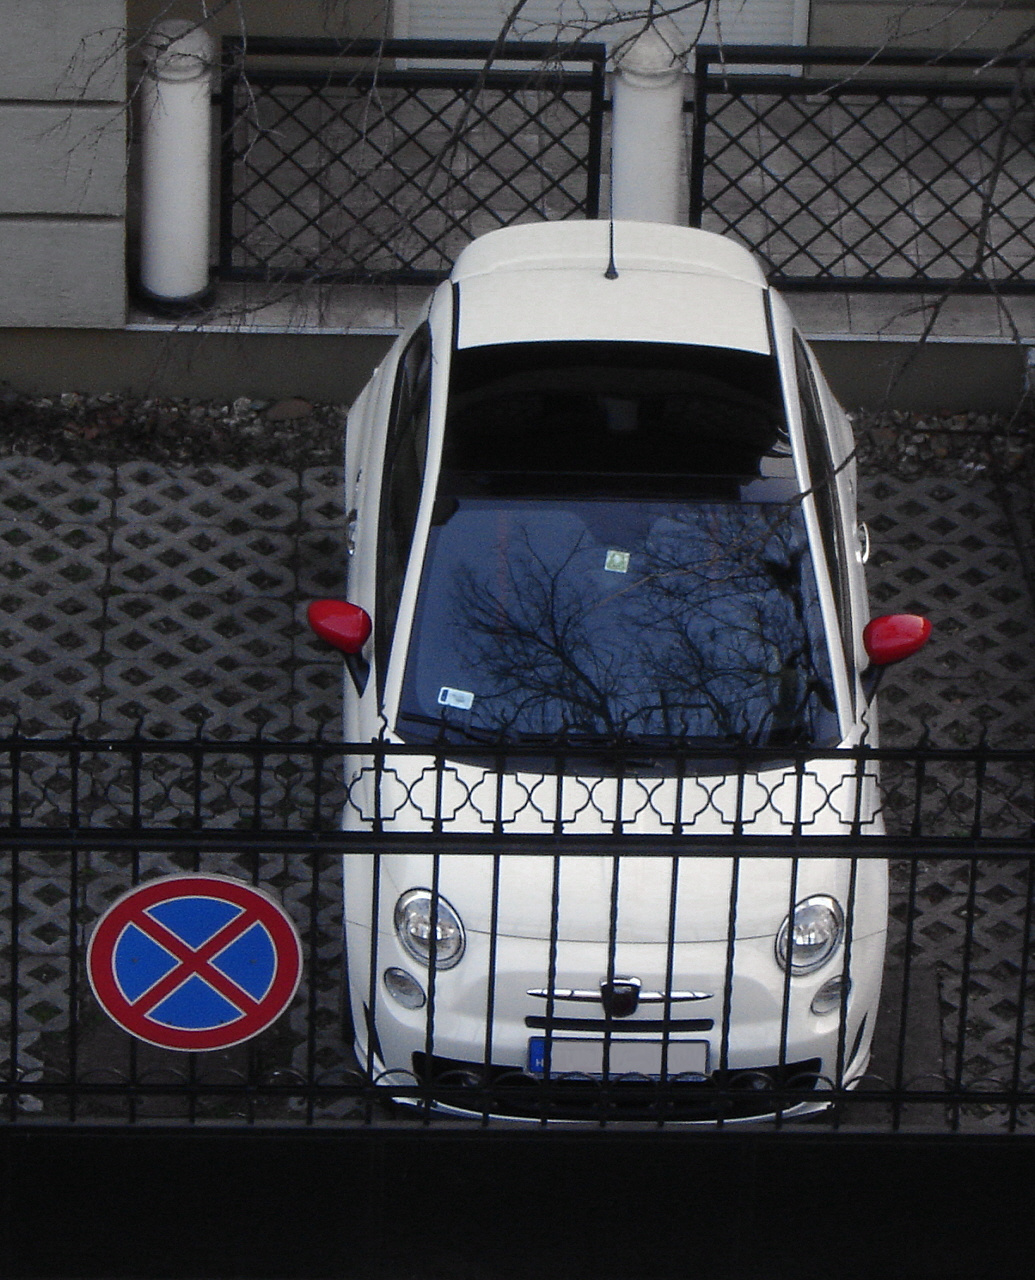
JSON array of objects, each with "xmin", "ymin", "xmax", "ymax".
[{"xmin": 310, "ymin": 220, "xmax": 930, "ymax": 1121}]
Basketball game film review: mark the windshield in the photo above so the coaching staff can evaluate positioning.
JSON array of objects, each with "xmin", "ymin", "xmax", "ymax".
[
  {"xmin": 397, "ymin": 494, "xmax": 837, "ymax": 747},
  {"xmin": 394, "ymin": 340, "xmax": 839, "ymax": 749}
]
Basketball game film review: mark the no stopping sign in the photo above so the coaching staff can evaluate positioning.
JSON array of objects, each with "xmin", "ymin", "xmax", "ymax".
[{"xmin": 87, "ymin": 874, "xmax": 303, "ymax": 1051}]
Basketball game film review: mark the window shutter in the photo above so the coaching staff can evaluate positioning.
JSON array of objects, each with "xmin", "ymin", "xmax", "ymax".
[{"xmin": 394, "ymin": 0, "xmax": 810, "ymax": 47}]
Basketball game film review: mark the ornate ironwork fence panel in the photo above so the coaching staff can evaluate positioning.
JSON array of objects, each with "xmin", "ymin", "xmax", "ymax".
[
  {"xmin": 218, "ymin": 38, "xmax": 606, "ymax": 284},
  {"xmin": 689, "ymin": 47, "xmax": 1035, "ymax": 293},
  {"xmin": 3, "ymin": 733, "xmax": 1035, "ymax": 1131}
]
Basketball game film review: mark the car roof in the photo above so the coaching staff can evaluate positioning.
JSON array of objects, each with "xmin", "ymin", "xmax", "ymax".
[{"xmin": 451, "ymin": 220, "xmax": 772, "ymax": 355}]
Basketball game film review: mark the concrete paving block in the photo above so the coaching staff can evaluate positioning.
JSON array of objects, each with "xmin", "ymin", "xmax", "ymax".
[
  {"xmin": 862, "ymin": 475, "xmax": 1035, "ymax": 748},
  {"xmin": 294, "ymin": 530, "xmax": 347, "ymax": 601},
  {"xmin": 98, "ymin": 655, "xmax": 298, "ymax": 738},
  {"xmin": 299, "ymin": 468, "xmax": 344, "ymax": 528},
  {"xmin": 108, "ymin": 523, "xmax": 297, "ymax": 600},
  {"xmin": 0, "ymin": 459, "xmax": 116, "ymax": 524},
  {"xmin": 0, "ymin": 521, "xmax": 111, "ymax": 591},
  {"xmin": 101, "ymin": 590, "xmax": 295, "ymax": 663},
  {"xmin": 116, "ymin": 464, "xmax": 303, "ymax": 533},
  {"xmin": 0, "ymin": 511, "xmax": 110, "ymax": 730}
]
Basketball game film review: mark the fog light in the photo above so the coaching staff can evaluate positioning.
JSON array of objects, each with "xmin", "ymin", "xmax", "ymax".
[
  {"xmin": 811, "ymin": 975, "xmax": 850, "ymax": 1016},
  {"xmin": 384, "ymin": 967, "xmax": 426, "ymax": 1010}
]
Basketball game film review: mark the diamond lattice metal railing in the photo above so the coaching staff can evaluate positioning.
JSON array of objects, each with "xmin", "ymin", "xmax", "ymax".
[
  {"xmin": 219, "ymin": 39, "xmax": 605, "ymax": 284},
  {"xmin": 689, "ymin": 47, "xmax": 1035, "ymax": 292}
]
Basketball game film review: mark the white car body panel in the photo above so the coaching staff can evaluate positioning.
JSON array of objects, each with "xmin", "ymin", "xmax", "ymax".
[
  {"xmin": 451, "ymin": 220, "xmax": 770, "ymax": 287},
  {"xmin": 455, "ymin": 223, "xmax": 770, "ymax": 352},
  {"xmin": 457, "ymin": 268, "xmax": 770, "ymax": 352}
]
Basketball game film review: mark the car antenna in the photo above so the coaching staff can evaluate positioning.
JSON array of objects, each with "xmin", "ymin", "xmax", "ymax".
[{"xmin": 605, "ymin": 217, "xmax": 619, "ymax": 280}]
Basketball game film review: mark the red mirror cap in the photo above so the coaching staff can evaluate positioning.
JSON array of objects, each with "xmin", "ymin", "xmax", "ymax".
[
  {"xmin": 307, "ymin": 599, "xmax": 372, "ymax": 655},
  {"xmin": 863, "ymin": 614, "xmax": 932, "ymax": 666}
]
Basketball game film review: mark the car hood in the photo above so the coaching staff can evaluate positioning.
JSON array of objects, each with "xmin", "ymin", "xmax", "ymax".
[{"xmin": 343, "ymin": 756, "xmax": 887, "ymax": 944}]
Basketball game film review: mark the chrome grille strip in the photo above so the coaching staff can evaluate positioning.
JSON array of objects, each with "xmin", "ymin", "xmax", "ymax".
[{"xmin": 526, "ymin": 987, "xmax": 714, "ymax": 1003}]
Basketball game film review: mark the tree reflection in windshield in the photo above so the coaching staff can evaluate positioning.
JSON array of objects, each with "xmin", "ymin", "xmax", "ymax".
[{"xmin": 397, "ymin": 498, "xmax": 838, "ymax": 747}]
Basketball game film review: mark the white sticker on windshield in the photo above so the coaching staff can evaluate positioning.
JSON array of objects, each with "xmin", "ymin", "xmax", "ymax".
[
  {"xmin": 604, "ymin": 549, "xmax": 630, "ymax": 573},
  {"xmin": 438, "ymin": 686, "xmax": 475, "ymax": 710}
]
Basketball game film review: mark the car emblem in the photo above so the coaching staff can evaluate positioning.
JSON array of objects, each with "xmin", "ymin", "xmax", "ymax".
[{"xmin": 599, "ymin": 976, "xmax": 641, "ymax": 1019}]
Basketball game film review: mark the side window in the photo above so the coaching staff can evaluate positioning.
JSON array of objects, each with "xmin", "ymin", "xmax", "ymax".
[
  {"xmin": 794, "ymin": 334, "xmax": 855, "ymax": 692},
  {"xmin": 376, "ymin": 324, "xmax": 433, "ymax": 687}
]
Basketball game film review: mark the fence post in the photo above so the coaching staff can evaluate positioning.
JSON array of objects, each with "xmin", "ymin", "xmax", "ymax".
[
  {"xmin": 609, "ymin": 22, "xmax": 688, "ymax": 224},
  {"xmin": 687, "ymin": 48, "xmax": 709, "ymax": 228},
  {"xmin": 138, "ymin": 20, "xmax": 215, "ymax": 309}
]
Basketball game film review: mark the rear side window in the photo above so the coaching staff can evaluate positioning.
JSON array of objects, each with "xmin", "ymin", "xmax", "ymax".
[{"xmin": 377, "ymin": 324, "xmax": 433, "ymax": 686}]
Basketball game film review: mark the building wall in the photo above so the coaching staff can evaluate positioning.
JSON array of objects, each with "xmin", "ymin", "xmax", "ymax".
[
  {"xmin": 126, "ymin": 0, "xmax": 392, "ymax": 43},
  {"xmin": 810, "ymin": 0, "xmax": 1035, "ymax": 50},
  {"xmin": 0, "ymin": 0, "xmax": 127, "ymax": 328}
]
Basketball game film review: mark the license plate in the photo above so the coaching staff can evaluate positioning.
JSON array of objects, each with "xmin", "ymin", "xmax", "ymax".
[{"xmin": 528, "ymin": 1037, "xmax": 709, "ymax": 1079}]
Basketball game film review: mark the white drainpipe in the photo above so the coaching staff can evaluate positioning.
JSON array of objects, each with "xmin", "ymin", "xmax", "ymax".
[
  {"xmin": 609, "ymin": 22, "xmax": 688, "ymax": 224},
  {"xmin": 139, "ymin": 20, "xmax": 215, "ymax": 307}
]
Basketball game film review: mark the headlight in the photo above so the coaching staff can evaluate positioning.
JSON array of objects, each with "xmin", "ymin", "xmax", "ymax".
[
  {"xmin": 394, "ymin": 889, "xmax": 466, "ymax": 970},
  {"xmin": 775, "ymin": 895, "xmax": 844, "ymax": 974}
]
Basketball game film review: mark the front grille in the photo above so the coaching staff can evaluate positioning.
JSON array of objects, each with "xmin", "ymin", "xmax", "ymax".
[
  {"xmin": 524, "ymin": 1016, "xmax": 715, "ymax": 1033},
  {"xmin": 410, "ymin": 1053, "xmax": 825, "ymax": 1121}
]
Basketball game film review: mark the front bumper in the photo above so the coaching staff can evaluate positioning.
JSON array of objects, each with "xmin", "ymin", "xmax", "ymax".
[{"xmin": 346, "ymin": 926, "xmax": 886, "ymax": 1121}]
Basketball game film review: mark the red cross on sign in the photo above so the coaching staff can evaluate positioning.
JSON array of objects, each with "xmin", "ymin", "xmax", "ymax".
[{"xmin": 87, "ymin": 875, "xmax": 303, "ymax": 1051}]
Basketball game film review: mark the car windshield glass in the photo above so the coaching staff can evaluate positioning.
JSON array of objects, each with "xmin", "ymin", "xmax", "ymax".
[
  {"xmin": 394, "ymin": 339, "xmax": 838, "ymax": 749},
  {"xmin": 397, "ymin": 493, "xmax": 838, "ymax": 747}
]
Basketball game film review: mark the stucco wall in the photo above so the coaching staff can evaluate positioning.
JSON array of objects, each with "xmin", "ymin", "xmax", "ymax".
[{"xmin": 0, "ymin": 0, "xmax": 127, "ymax": 328}]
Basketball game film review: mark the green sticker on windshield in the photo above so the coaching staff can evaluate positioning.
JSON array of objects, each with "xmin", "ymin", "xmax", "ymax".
[{"xmin": 604, "ymin": 550, "xmax": 630, "ymax": 573}]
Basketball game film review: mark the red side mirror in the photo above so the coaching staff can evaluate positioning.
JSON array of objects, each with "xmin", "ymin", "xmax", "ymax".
[
  {"xmin": 307, "ymin": 600, "xmax": 372, "ymax": 655},
  {"xmin": 863, "ymin": 614, "xmax": 932, "ymax": 666}
]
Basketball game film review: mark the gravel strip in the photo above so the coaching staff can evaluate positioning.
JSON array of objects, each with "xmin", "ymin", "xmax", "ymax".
[
  {"xmin": 853, "ymin": 406, "xmax": 1035, "ymax": 482},
  {"xmin": 2, "ymin": 385, "xmax": 1033, "ymax": 475},
  {"xmin": 0, "ymin": 387, "xmax": 345, "ymax": 469}
]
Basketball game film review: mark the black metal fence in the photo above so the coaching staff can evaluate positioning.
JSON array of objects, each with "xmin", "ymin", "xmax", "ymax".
[
  {"xmin": 690, "ymin": 46, "xmax": 1035, "ymax": 292},
  {"xmin": 3, "ymin": 732, "xmax": 1034, "ymax": 1132},
  {"xmin": 218, "ymin": 38, "xmax": 606, "ymax": 284}
]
